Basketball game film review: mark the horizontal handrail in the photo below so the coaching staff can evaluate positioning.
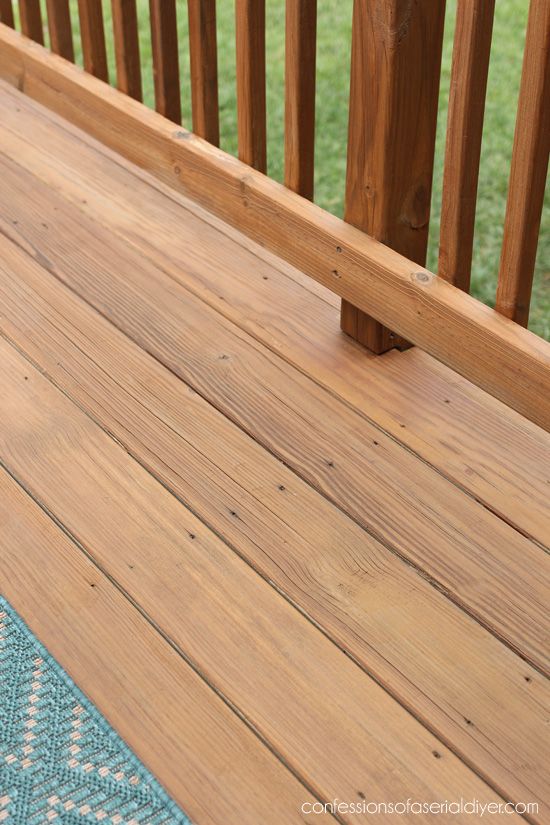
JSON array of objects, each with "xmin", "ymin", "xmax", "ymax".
[
  {"xmin": 0, "ymin": 24, "xmax": 548, "ymax": 430},
  {"xmin": 3, "ymin": 0, "xmax": 548, "ymax": 345}
]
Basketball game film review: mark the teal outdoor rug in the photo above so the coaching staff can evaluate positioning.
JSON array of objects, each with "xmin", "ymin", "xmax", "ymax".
[{"xmin": 0, "ymin": 597, "xmax": 191, "ymax": 824}]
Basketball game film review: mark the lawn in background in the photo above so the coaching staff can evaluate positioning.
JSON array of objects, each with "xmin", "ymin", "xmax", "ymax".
[{"xmin": 46, "ymin": 1, "xmax": 548, "ymax": 339}]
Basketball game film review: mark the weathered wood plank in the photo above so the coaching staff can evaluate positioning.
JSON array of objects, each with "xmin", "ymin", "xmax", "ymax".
[
  {"xmin": 2, "ymin": 82, "xmax": 547, "ymax": 550},
  {"xmin": 1, "ymin": 230, "xmax": 549, "ymax": 813},
  {"xmin": 1, "ymin": 149, "xmax": 549, "ymax": 685},
  {"xmin": 0, "ymin": 28, "xmax": 548, "ymax": 430},
  {"xmin": 76, "ymin": 0, "xmax": 108, "ymax": 80},
  {"xmin": 0, "ymin": 470, "xmax": 330, "ymax": 825},
  {"xmin": 235, "ymin": 0, "xmax": 266, "ymax": 171},
  {"xmin": 148, "ymin": 0, "xmax": 181, "ymax": 123},
  {"xmin": 496, "ymin": 0, "xmax": 550, "ymax": 326},
  {"xmin": 284, "ymin": 0, "xmax": 316, "ymax": 200},
  {"xmin": 0, "ymin": 338, "xmax": 512, "ymax": 816},
  {"xmin": 110, "ymin": 0, "xmax": 142, "ymax": 100},
  {"xmin": 187, "ymin": 0, "xmax": 219, "ymax": 144},
  {"xmin": 341, "ymin": 0, "xmax": 445, "ymax": 353},
  {"xmin": 438, "ymin": 0, "xmax": 495, "ymax": 291}
]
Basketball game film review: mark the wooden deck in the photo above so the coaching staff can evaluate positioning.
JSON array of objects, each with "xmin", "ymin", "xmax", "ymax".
[{"xmin": 0, "ymin": 80, "xmax": 549, "ymax": 824}]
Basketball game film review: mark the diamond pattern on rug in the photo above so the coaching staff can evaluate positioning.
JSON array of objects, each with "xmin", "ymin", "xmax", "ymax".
[{"xmin": 0, "ymin": 597, "xmax": 191, "ymax": 824}]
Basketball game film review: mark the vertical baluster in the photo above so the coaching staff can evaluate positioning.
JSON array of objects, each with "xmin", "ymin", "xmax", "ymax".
[
  {"xmin": 20, "ymin": 0, "xmax": 44, "ymax": 43},
  {"xmin": 235, "ymin": 0, "xmax": 266, "ymax": 172},
  {"xmin": 496, "ymin": 0, "xmax": 550, "ymax": 327},
  {"xmin": 149, "ymin": 0, "xmax": 181, "ymax": 123},
  {"xmin": 438, "ymin": 0, "xmax": 495, "ymax": 292},
  {"xmin": 0, "ymin": 1, "xmax": 14, "ymax": 28},
  {"xmin": 284, "ymin": 0, "xmax": 316, "ymax": 200},
  {"xmin": 187, "ymin": 0, "xmax": 219, "ymax": 145},
  {"xmin": 77, "ymin": 0, "xmax": 109, "ymax": 80},
  {"xmin": 45, "ymin": 0, "xmax": 74, "ymax": 61},
  {"xmin": 341, "ymin": 0, "xmax": 446, "ymax": 354},
  {"xmin": 111, "ymin": 0, "xmax": 142, "ymax": 100}
]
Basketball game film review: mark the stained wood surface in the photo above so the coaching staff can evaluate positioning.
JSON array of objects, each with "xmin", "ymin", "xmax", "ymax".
[
  {"xmin": 1, "ymin": 29, "xmax": 547, "ymax": 427},
  {"xmin": 2, "ymin": 338, "xmax": 521, "ymax": 821},
  {"xmin": 0, "ymin": 0, "xmax": 14, "ymax": 27},
  {"xmin": 1, "ymin": 229, "xmax": 549, "ymax": 814},
  {"xmin": 1, "ymin": 63, "xmax": 549, "ymax": 821},
  {"xmin": 19, "ymin": 0, "xmax": 43, "ymax": 43},
  {"xmin": 0, "ymin": 471, "xmax": 333, "ymax": 825},
  {"xmin": 76, "ymin": 0, "xmax": 108, "ymax": 80},
  {"xmin": 0, "ymin": 116, "xmax": 549, "ymax": 685},
  {"xmin": 148, "ymin": 0, "xmax": 181, "ymax": 123},
  {"xmin": 438, "ymin": 0, "xmax": 495, "ymax": 291},
  {"xmin": 496, "ymin": 0, "xmax": 550, "ymax": 326},
  {"xmin": 235, "ymin": 0, "xmax": 266, "ymax": 171},
  {"xmin": 284, "ymin": 0, "xmax": 316, "ymax": 199},
  {"xmin": 45, "ymin": 0, "xmax": 74, "ymax": 61},
  {"xmin": 341, "ymin": 0, "xmax": 445, "ymax": 353},
  {"xmin": 3, "ymin": 149, "xmax": 550, "ymax": 677},
  {"xmin": 110, "ymin": 0, "xmax": 141, "ymax": 100},
  {"xmin": 0, "ymin": 80, "xmax": 547, "ymax": 552},
  {"xmin": 187, "ymin": 0, "xmax": 219, "ymax": 144}
]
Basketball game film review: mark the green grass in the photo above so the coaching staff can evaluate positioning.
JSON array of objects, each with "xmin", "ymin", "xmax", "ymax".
[{"xmin": 42, "ymin": 1, "xmax": 549, "ymax": 338}]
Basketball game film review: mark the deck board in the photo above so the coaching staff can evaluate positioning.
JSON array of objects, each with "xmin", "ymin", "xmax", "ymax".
[
  {"xmin": 0, "ymin": 338, "xmax": 518, "ymax": 821},
  {"xmin": 0, "ymin": 81, "xmax": 549, "ymax": 822},
  {"xmin": 0, "ymin": 148, "xmax": 548, "ymax": 675},
  {"xmin": 0, "ymin": 470, "xmax": 334, "ymax": 825},
  {"xmin": 0, "ymin": 79, "xmax": 548, "ymax": 549},
  {"xmin": 2, "ymin": 230, "xmax": 549, "ymax": 813}
]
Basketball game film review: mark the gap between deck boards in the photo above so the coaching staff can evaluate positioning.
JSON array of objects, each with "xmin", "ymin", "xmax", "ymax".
[
  {"xmin": 0, "ymin": 146, "xmax": 548, "ymax": 680},
  {"xmin": 0, "ymin": 224, "xmax": 549, "ymax": 817},
  {"xmin": 0, "ymin": 83, "xmax": 549, "ymax": 821},
  {"xmin": 0, "ymin": 80, "xmax": 548, "ymax": 552},
  {"xmin": 0, "ymin": 467, "xmax": 338, "ymax": 825},
  {"xmin": 3, "ymin": 336, "xmax": 536, "ymax": 823}
]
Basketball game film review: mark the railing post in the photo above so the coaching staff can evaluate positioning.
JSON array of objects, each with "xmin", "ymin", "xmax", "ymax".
[
  {"xmin": 0, "ymin": 0, "xmax": 14, "ymax": 28},
  {"xmin": 495, "ymin": 0, "xmax": 550, "ymax": 327},
  {"xmin": 341, "ymin": 0, "xmax": 446, "ymax": 354},
  {"xmin": 235, "ymin": 0, "xmax": 267, "ymax": 172}
]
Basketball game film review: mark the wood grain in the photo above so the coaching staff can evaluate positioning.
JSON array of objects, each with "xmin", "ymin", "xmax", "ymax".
[
  {"xmin": 45, "ymin": 0, "xmax": 74, "ymax": 61},
  {"xmin": 0, "ymin": 0, "xmax": 14, "ymax": 28},
  {"xmin": 110, "ymin": 0, "xmax": 142, "ymax": 100},
  {"xmin": 496, "ymin": 0, "xmax": 550, "ymax": 326},
  {"xmin": 2, "ymin": 82, "xmax": 547, "ymax": 550},
  {"xmin": 1, "ymin": 149, "xmax": 548, "ymax": 684},
  {"xmin": 0, "ymin": 470, "xmax": 333, "ymax": 825},
  {"xmin": 0, "ymin": 338, "xmax": 516, "ymax": 820},
  {"xmin": 235, "ymin": 0, "xmax": 266, "ymax": 171},
  {"xmin": 284, "ymin": 0, "xmax": 316, "ymax": 200},
  {"xmin": 19, "ymin": 0, "xmax": 43, "ymax": 43},
  {"xmin": 438, "ymin": 0, "xmax": 495, "ymax": 291},
  {"xmin": 187, "ymin": 0, "xmax": 219, "ymax": 145},
  {"xmin": 148, "ymin": 0, "xmax": 181, "ymax": 123},
  {"xmin": 76, "ymin": 0, "xmax": 108, "ymax": 80},
  {"xmin": 1, "ymin": 28, "xmax": 544, "ymax": 427},
  {"xmin": 341, "ymin": 0, "xmax": 445, "ymax": 353},
  {"xmin": 1, "ymin": 232, "xmax": 549, "ymax": 813}
]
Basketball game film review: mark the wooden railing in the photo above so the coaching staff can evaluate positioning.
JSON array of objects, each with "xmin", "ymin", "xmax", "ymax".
[{"xmin": 0, "ymin": 0, "xmax": 549, "ymax": 428}]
